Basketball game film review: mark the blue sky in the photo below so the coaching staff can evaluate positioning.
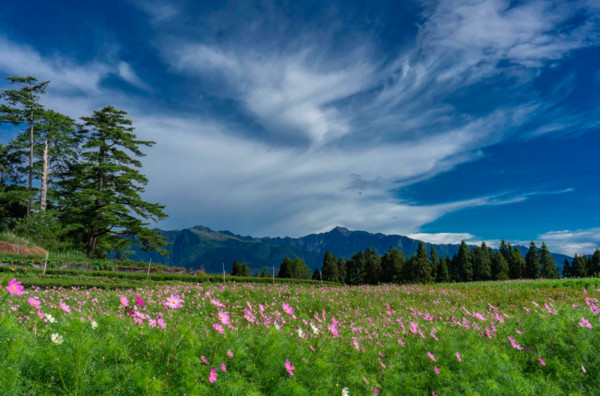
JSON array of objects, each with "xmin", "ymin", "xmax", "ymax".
[{"xmin": 1, "ymin": 0, "xmax": 599, "ymax": 255}]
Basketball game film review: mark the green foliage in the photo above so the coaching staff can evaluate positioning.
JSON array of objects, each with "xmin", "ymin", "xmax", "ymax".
[
  {"xmin": 381, "ymin": 247, "xmax": 404, "ymax": 283},
  {"xmin": 14, "ymin": 210, "xmax": 72, "ymax": 252},
  {"xmin": 321, "ymin": 251, "xmax": 339, "ymax": 282},
  {"xmin": 457, "ymin": 241, "xmax": 473, "ymax": 282},
  {"xmin": 509, "ymin": 246, "xmax": 525, "ymax": 280},
  {"xmin": 525, "ymin": 241, "xmax": 541, "ymax": 279},
  {"xmin": 539, "ymin": 242, "xmax": 559, "ymax": 279},
  {"xmin": 571, "ymin": 254, "xmax": 588, "ymax": 278}
]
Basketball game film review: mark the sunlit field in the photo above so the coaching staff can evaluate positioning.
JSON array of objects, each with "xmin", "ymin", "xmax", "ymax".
[{"xmin": 1, "ymin": 277, "xmax": 599, "ymax": 395}]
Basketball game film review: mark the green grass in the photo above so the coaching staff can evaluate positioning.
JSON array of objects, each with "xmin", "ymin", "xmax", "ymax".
[{"xmin": 0, "ymin": 278, "xmax": 598, "ymax": 395}]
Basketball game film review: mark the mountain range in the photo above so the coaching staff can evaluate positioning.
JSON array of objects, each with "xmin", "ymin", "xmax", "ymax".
[{"xmin": 127, "ymin": 225, "xmax": 572, "ymax": 275}]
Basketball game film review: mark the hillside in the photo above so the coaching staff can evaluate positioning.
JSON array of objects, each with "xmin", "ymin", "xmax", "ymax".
[{"xmin": 127, "ymin": 225, "xmax": 572, "ymax": 275}]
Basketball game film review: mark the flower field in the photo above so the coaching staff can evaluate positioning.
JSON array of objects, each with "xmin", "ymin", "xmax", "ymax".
[{"xmin": 1, "ymin": 277, "xmax": 600, "ymax": 395}]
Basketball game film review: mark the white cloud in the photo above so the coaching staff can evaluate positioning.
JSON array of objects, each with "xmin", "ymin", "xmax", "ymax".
[
  {"xmin": 118, "ymin": 62, "xmax": 151, "ymax": 91},
  {"xmin": 408, "ymin": 232, "xmax": 476, "ymax": 245},
  {"xmin": 536, "ymin": 228, "xmax": 600, "ymax": 256}
]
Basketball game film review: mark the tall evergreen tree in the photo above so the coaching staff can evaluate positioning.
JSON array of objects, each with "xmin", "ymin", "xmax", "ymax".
[
  {"xmin": 62, "ymin": 106, "xmax": 167, "ymax": 257},
  {"xmin": 491, "ymin": 251, "xmax": 509, "ymax": 280},
  {"xmin": 562, "ymin": 258, "xmax": 571, "ymax": 278},
  {"xmin": 456, "ymin": 241, "xmax": 473, "ymax": 282},
  {"xmin": 414, "ymin": 242, "xmax": 433, "ymax": 283},
  {"xmin": 473, "ymin": 242, "xmax": 491, "ymax": 281},
  {"xmin": 321, "ymin": 250, "xmax": 339, "ymax": 282},
  {"xmin": 381, "ymin": 247, "xmax": 404, "ymax": 283},
  {"xmin": 0, "ymin": 76, "xmax": 49, "ymax": 216},
  {"xmin": 571, "ymin": 254, "xmax": 587, "ymax": 278},
  {"xmin": 337, "ymin": 257, "xmax": 347, "ymax": 284},
  {"xmin": 231, "ymin": 259, "xmax": 241, "ymax": 276},
  {"xmin": 0, "ymin": 142, "xmax": 27, "ymax": 228},
  {"xmin": 292, "ymin": 257, "xmax": 311, "ymax": 279},
  {"xmin": 509, "ymin": 247, "xmax": 525, "ymax": 279},
  {"xmin": 525, "ymin": 241, "xmax": 541, "ymax": 279},
  {"xmin": 311, "ymin": 268, "xmax": 320, "ymax": 281},
  {"xmin": 539, "ymin": 242, "xmax": 559, "ymax": 279},
  {"xmin": 239, "ymin": 263, "xmax": 251, "ymax": 277},
  {"xmin": 436, "ymin": 256, "xmax": 450, "ymax": 283},
  {"xmin": 346, "ymin": 250, "xmax": 366, "ymax": 285},
  {"xmin": 499, "ymin": 239, "xmax": 511, "ymax": 261},
  {"xmin": 429, "ymin": 247, "xmax": 439, "ymax": 281},
  {"xmin": 588, "ymin": 249, "xmax": 600, "ymax": 277},
  {"xmin": 261, "ymin": 268, "xmax": 268, "ymax": 278},
  {"xmin": 363, "ymin": 247, "xmax": 383, "ymax": 284},
  {"xmin": 277, "ymin": 257, "xmax": 293, "ymax": 278}
]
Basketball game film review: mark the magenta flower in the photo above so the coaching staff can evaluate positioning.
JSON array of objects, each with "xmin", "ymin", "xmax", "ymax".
[
  {"xmin": 456, "ymin": 352, "xmax": 462, "ymax": 362},
  {"xmin": 327, "ymin": 323, "xmax": 339, "ymax": 337},
  {"xmin": 6, "ymin": 278, "xmax": 24, "ymax": 296},
  {"xmin": 508, "ymin": 336, "xmax": 523, "ymax": 350},
  {"xmin": 434, "ymin": 366, "xmax": 440, "ymax": 375},
  {"xmin": 213, "ymin": 323, "xmax": 225, "ymax": 334},
  {"xmin": 217, "ymin": 311, "xmax": 231, "ymax": 325},
  {"xmin": 201, "ymin": 355, "xmax": 210, "ymax": 365},
  {"xmin": 28, "ymin": 296, "xmax": 41, "ymax": 308},
  {"xmin": 59, "ymin": 302, "xmax": 71, "ymax": 313},
  {"xmin": 221, "ymin": 362, "xmax": 227, "ymax": 372},
  {"xmin": 538, "ymin": 356, "xmax": 546, "ymax": 366},
  {"xmin": 282, "ymin": 303, "xmax": 294, "ymax": 316},
  {"xmin": 136, "ymin": 295, "xmax": 144, "ymax": 306},
  {"xmin": 209, "ymin": 368, "xmax": 217, "ymax": 383},
  {"xmin": 227, "ymin": 349, "xmax": 234, "ymax": 358},
  {"xmin": 164, "ymin": 294, "xmax": 184, "ymax": 309},
  {"xmin": 427, "ymin": 352, "xmax": 436, "ymax": 362},
  {"xmin": 284, "ymin": 359, "xmax": 295, "ymax": 376},
  {"xmin": 157, "ymin": 318, "xmax": 166, "ymax": 329},
  {"xmin": 579, "ymin": 317, "xmax": 593, "ymax": 328},
  {"xmin": 119, "ymin": 295, "xmax": 129, "ymax": 307}
]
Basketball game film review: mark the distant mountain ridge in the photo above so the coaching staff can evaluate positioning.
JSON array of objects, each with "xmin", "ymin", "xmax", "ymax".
[{"xmin": 127, "ymin": 225, "xmax": 572, "ymax": 275}]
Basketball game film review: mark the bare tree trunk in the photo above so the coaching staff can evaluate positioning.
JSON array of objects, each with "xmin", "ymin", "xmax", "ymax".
[
  {"xmin": 27, "ymin": 112, "xmax": 34, "ymax": 216},
  {"xmin": 40, "ymin": 137, "xmax": 49, "ymax": 211}
]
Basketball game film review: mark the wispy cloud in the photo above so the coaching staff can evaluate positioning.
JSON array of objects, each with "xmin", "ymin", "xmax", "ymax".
[{"xmin": 535, "ymin": 228, "xmax": 600, "ymax": 256}]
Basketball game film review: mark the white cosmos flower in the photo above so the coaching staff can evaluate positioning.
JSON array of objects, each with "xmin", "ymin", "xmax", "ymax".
[
  {"xmin": 297, "ymin": 327, "xmax": 304, "ymax": 338},
  {"xmin": 45, "ymin": 314, "xmax": 56, "ymax": 323},
  {"xmin": 342, "ymin": 387, "xmax": 349, "ymax": 396},
  {"xmin": 91, "ymin": 321, "xmax": 98, "ymax": 329},
  {"xmin": 310, "ymin": 323, "xmax": 319, "ymax": 335},
  {"xmin": 51, "ymin": 333, "xmax": 63, "ymax": 344}
]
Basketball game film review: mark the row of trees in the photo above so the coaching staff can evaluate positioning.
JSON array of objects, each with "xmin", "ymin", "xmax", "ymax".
[
  {"xmin": 0, "ymin": 76, "xmax": 167, "ymax": 257},
  {"xmin": 313, "ymin": 240, "xmax": 591, "ymax": 285}
]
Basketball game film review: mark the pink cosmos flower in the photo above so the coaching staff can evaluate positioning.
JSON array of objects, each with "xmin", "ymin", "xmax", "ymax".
[
  {"xmin": 590, "ymin": 305, "xmax": 599, "ymax": 315},
  {"xmin": 538, "ymin": 356, "xmax": 546, "ymax": 366},
  {"xmin": 213, "ymin": 323, "xmax": 225, "ymax": 334},
  {"xmin": 136, "ymin": 295, "xmax": 144, "ymax": 306},
  {"xmin": 284, "ymin": 359, "xmax": 295, "ymax": 376},
  {"xmin": 201, "ymin": 355, "xmax": 210, "ymax": 365},
  {"xmin": 282, "ymin": 303, "xmax": 294, "ymax": 316},
  {"xmin": 119, "ymin": 295, "xmax": 129, "ymax": 307},
  {"xmin": 164, "ymin": 294, "xmax": 184, "ymax": 309},
  {"xmin": 217, "ymin": 311, "xmax": 230, "ymax": 325},
  {"xmin": 209, "ymin": 368, "xmax": 217, "ymax": 383},
  {"xmin": 327, "ymin": 323, "xmax": 339, "ymax": 337},
  {"xmin": 28, "ymin": 296, "xmax": 41, "ymax": 308},
  {"xmin": 579, "ymin": 317, "xmax": 593, "ymax": 329},
  {"xmin": 508, "ymin": 336, "xmax": 523, "ymax": 350},
  {"xmin": 515, "ymin": 328, "xmax": 524, "ymax": 335},
  {"xmin": 227, "ymin": 349, "xmax": 234, "ymax": 358},
  {"xmin": 456, "ymin": 352, "xmax": 462, "ymax": 362},
  {"xmin": 221, "ymin": 362, "xmax": 227, "ymax": 372},
  {"xmin": 398, "ymin": 338, "xmax": 405, "ymax": 346},
  {"xmin": 6, "ymin": 279, "xmax": 24, "ymax": 296},
  {"xmin": 427, "ymin": 352, "xmax": 436, "ymax": 362},
  {"xmin": 434, "ymin": 366, "xmax": 440, "ymax": 375},
  {"xmin": 157, "ymin": 318, "xmax": 166, "ymax": 329},
  {"xmin": 582, "ymin": 365, "xmax": 587, "ymax": 373},
  {"xmin": 59, "ymin": 302, "xmax": 71, "ymax": 313}
]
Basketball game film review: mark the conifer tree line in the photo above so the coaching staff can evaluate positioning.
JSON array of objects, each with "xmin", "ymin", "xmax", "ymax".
[
  {"xmin": 0, "ymin": 75, "xmax": 167, "ymax": 257},
  {"xmin": 314, "ymin": 240, "xmax": 600, "ymax": 285}
]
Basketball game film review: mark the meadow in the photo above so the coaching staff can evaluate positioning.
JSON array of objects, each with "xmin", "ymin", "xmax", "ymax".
[{"xmin": 1, "ymin": 275, "xmax": 600, "ymax": 395}]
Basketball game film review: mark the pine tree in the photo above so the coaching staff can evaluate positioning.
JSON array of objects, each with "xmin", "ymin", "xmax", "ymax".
[
  {"xmin": 414, "ymin": 242, "xmax": 433, "ymax": 283},
  {"xmin": 0, "ymin": 76, "xmax": 49, "ymax": 217},
  {"xmin": 562, "ymin": 258, "xmax": 571, "ymax": 278},
  {"xmin": 239, "ymin": 263, "xmax": 251, "ymax": 277},
  {"xmin": 346, "ymin": 250, "xmax": 366, "ymax": 285},
  {"xmin": 278, "ymin": 257, "xmax": 293, "ymax": 278},
  {"xmin": 429, "ymin": 247, "xmax": 439, "ymax": 281},
  {"xmin": 292, "ymin": 257, "xmax": 311, "ymax": 279},
  {"xmin": 456, "ymin": 241, "xmax": 473, "ymax": 282},
  {"xmin": 231, "ymin": 259, "xmax": 241, "ymax": 276},
  {"xmin": 436, "ymin": 256, "xmax": 450, "ymax": 283},
  {"xmin": 337, "ymin": 257, "xmax": 346, "ymax": 284},
  {"xmin": 363, "ymin": 247, "xmax": 383, "ymax": 284},
  {"xmin": 571, "ymin": 254, "xmax": 587, "ymax": 278},
  {"xmin": 509, "ymin": 247, "xmax": 525, "ymax": 279},
  {"xmin": 261, "ymin": 268, "xmax": 268, "ymax": 278},
  {"xmin": 473, "ymin": 242, "xmax": 491, "ymax": 280},
  {"xmin": 321, "ymin": 251, "xmax": 339, "ymax": 282},
  {"xmin": 62, "ymin": 106, "xmax": 167, "ymax": 257},
  {"xmin": 499, "ymin": 239, "xmax": 511, "ymax": 261},
  {"xmin": 0, "ymin": 142, "xmax": 28, "ymax": 228},
  {"xmin": 491, "ymin": 251, "xmax": 509, "ymax": 280},
  {"xmin": 524, "ymin": 241, "xmax": 541, "ymax": 279},
  {"xmin": 381, "ymin": 247, "xmax": 404, "ymax": 283},
  {"xmin": 588, "ymin": 249, "xmax": 600, "ymax": 277},
  {"xmin": 539, "ymin": 242, "xmax": 559, "ymax": 279}
]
